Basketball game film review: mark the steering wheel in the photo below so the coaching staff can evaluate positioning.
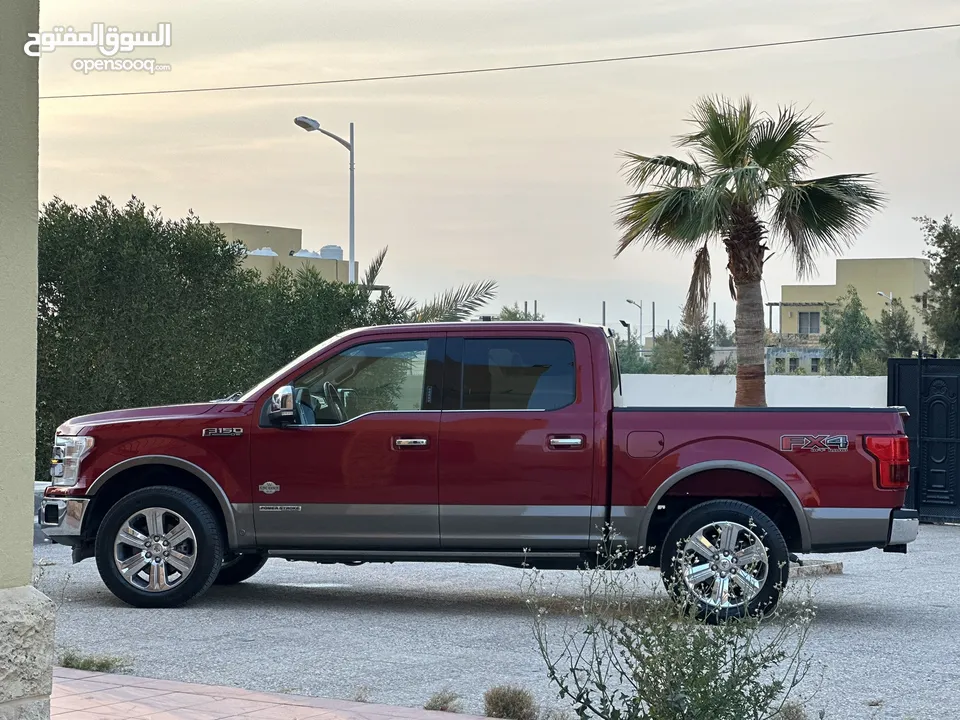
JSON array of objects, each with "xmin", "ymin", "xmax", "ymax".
[{"xmin": 322, "ymin": 382, "xmax": 347, "ymax": 423}]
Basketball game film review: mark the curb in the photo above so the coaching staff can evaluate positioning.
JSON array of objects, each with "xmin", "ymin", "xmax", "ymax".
[{"xmin": 791, "ymin": 560, "xmax": 843, "ymax": 577}]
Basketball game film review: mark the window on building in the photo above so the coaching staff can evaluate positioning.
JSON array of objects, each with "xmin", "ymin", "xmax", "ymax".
[
  {"xmin": 774, "ymin": 357, "xmax": 786, "ymax": 374},
  {"xmin": 798, "ymin": 311, "xmax": 821, "ymax": 335},
  {"xmin": 810, "ymin": 357, "xmax": 820, "ymax": 374},
  {"xmin": 788, "ymin": 357, "xmax": 799, "ymax": 373},
  {"xmin": 461, "ymin": 338, "xmax": 576, "ymax": 411}
]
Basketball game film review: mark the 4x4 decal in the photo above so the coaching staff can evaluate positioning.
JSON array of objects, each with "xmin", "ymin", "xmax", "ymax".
[{"xmin": 780, "ymin": 434, "xmax": 850, "ymax": 452}]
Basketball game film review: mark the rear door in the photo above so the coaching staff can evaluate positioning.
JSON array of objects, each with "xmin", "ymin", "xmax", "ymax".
[
  {"xmin": 437, "ymin": 331, "xmax": 598, "ymax": 550},
  {"xmin": 250, "ymin": 334, "xmax": 445, "ymax": 549}
]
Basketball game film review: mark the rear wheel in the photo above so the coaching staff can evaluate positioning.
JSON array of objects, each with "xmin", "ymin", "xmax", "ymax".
[
  {"xmin": 214, "ymin": 552, "xmax": 268, "ymax": 585},
  {"xmin": 95, "ymin": 486, "xmax": 224, "ymax": 608},
  {"xmin": 660, "ymin": 499, "xmax": 789, "ymax": 622}
]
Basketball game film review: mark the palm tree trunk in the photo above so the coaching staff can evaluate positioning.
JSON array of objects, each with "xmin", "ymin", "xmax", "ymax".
[
  {"xmin": 725, "ymin": 204, "xmax": 769, "ymax": 407},
  {"xmin": 733, "ymin": 280, "xmax": 766, "ymax": 406}
]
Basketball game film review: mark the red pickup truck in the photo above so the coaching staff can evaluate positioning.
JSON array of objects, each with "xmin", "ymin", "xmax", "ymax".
[{"xmin": 39, "ymin": 321, "xmax": 918, "ymax": 619}]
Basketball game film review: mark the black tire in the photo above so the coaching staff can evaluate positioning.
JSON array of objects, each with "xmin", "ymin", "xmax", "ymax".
[
  {"xmin": 659, "ymin": 499, "xmax": 789, "ymax": 622},
  {"xmin": 214, "ymin": 552, "xmax": 268, "ymax": 585},
  {"xmin": 95, "ymin": 485, "xmax": 224, "ymax": 608}
]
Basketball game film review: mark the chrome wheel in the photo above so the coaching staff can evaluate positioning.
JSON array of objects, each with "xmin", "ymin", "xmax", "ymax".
[
  {"xmin": 678, "ymin": 520, "xmax": 769, "ymax": 610},
  {"xmin": 113, "ymin": 507, "xmax": 198, "ymax": 592}
]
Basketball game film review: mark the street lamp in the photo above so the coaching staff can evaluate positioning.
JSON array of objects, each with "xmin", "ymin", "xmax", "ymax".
[
  {"xmin": 626, "ymin": 298, "xmax": 642, "ymax": 339},
  {"xmin": 619, "ymin": 319, "xmax": 632, "ymax": 344},
  {"xmin": 877, "ymin": 290, "xmax": 893, "ymax": 306},
  {"xmin": 294, "ymin": 115, "xmax": 356, "ymax": 283}
]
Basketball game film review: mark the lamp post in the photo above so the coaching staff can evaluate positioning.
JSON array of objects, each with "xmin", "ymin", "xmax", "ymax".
[
  {"xmin": 877, "ymin": 290, "xmax": 893, "ymax": 306},
  {"xmin": 619, "ymin": 319, "xmax": 631, "ymax": 344},
  {"xmin": 294, "ymin": 115, "xmax": 356, "ymax": 283},
  {"xmin": 626, "ymin": 298, "xmax": 642, "ymax": 340}
]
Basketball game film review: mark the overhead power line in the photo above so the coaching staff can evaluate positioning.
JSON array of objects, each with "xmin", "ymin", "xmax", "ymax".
[{"xmin": 39, "ymin": 22, "xmax": 960, "ymax": 101}]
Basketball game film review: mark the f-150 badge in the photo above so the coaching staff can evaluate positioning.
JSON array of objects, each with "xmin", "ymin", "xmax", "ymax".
[
  {"xmin": 780, "ymin": 434, "xmax": 849, "ymax": 452},
  {"xmin": 202, "ymin": 428, "xmax": 243, "ymax": 437}
]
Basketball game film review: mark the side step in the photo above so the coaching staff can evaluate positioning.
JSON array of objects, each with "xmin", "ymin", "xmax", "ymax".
[{"xmin": 268, "ymin": 549, "xmax": 585, "ymax": 569}]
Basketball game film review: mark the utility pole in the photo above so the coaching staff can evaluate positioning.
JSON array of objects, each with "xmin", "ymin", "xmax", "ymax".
[
  {"xmin": 713, "ymin": 302, "xmax": 717, "ymax": 345},
  {"xmin": 602, "ymin": 301, "xmax": 606, "ymax": 326},
  {"xmin": 534, "ymin": 300, "xmax": 538, "ymax": 319},
  {"xmin": 651, "ymin": 302, "xmax": 656, "ymax": 339},
  {"xmin": 524, "ymin": 300, "xmax": 529, "ymax": 319}
]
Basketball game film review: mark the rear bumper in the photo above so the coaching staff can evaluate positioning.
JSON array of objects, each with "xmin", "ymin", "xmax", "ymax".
[{"xmin": 805, "ymin": 506, "xmax": 919, "ymax": 553}]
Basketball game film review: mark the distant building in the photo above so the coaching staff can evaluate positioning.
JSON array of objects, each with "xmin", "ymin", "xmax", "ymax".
[
  {"xmin": 215, "ymin": 222, "xmax": 358, "ymax": 283},
  {"xmin": 764, "ymin": 257, "xmax": 930, "ymax": 374}
]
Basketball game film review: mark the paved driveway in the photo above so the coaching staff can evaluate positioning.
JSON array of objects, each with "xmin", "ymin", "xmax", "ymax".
[{"xmin": 33, "ymin": 525, "xmax": 960, "ymax": 719}]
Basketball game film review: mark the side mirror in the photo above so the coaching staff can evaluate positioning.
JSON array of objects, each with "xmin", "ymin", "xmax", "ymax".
[{"xmin": 268, "ymin": 386, "xmax": 296, "ymax": 425}]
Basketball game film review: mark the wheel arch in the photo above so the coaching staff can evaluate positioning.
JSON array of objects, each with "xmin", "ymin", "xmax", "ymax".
[
  {"xmin": 85, "ymin": 455, "xmax": 240, "ymax": 548},
  {"xmin": 637, "ymin": 460, "xmax": 811, "ymax": 552}
]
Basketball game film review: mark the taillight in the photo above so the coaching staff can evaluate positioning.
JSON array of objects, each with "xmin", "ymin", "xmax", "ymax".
[{"xmin": 865, "ymin": 435, "xmax": 910, "ymax": 490}]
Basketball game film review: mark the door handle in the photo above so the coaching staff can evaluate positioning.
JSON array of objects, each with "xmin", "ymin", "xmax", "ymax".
[
  {"xmin": 549, "ymin": 436, "xmax": 584, "ymax": 448},
  {"xmin": 394, "ymin": 437, "xmax": 428, "ymax": 448}
]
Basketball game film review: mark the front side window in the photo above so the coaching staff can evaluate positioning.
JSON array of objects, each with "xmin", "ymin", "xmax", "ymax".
[
  {"xmin": 461, "ymin": 338, "xmax": 576, "ymax": 411},
  {"xmin": 293, "ymin": 340, "xmax": 428, "ymax": 424},
  {"xmin": 798, "ymin": 311, "xmax": 821, "ymax": 335}
]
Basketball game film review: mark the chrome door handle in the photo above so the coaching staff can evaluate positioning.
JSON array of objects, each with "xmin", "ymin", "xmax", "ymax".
[
  {"xmin": 549, "ymin": 437, "xmax": 583, "ymax": 448},
  {"xmin": 394, "ymin": 437, "xmax": 428, "ymax": 448}
]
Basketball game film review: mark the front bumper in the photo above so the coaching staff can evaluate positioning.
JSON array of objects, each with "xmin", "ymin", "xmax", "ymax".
[{"xmin": 38, "ymin": 496, "xmax": 89, "ymax": 538}]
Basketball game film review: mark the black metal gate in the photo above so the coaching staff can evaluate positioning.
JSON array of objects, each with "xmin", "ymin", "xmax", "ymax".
[{"xmin": 888, "ymin": 357, "xmax": 960, "ymax": 523}]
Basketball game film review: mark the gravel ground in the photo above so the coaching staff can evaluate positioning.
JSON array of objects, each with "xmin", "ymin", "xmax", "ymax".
[{"xmin": 33, "ymin": 524, "xmax": 960, "ymax": 719}]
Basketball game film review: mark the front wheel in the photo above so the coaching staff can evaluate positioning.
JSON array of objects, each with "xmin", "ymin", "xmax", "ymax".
[
  {"xmin": 214, "ymin": 552, "xmax": 268, "ymax": 585},
  {"xmin": 660, "ymin": 499, "xmax": 789, "ymax": 622},
  {"xmin": 95, "ymin": 486, "xmax": 224, "ymax": 608}
]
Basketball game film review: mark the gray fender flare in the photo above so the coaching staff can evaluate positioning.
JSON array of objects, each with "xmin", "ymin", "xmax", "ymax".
[
  {"xmin": 88, "ymin": 455, "xmax": 240, "ymax": 548},
  {"xmin": 637, "ymin": 460, "xmax": 811, "ymax": 552}
]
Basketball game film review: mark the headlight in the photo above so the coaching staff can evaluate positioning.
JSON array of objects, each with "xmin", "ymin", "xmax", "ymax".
[{"xmin": 50, "ymin": 435, "xmax": 94, "ymax": 487}]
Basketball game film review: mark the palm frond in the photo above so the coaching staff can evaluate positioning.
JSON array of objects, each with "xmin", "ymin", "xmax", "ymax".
[
  {"xmin": 618, "ymin": 151, "xmax": 705, "ymax": 189},
  {"xmin": 614, "ymin": 186, "xmax": 724, "ymax": 257},
  {"xmin": 677, "ymin": 95, "xmax": 757, "ymax": 170},
  {"xmin": 409, "ymin": 280, "xmax": 499, "ymax": 322},
  {"xmin": 684, "ymin": 244, "xmax": 712, "ymax": 319},
  {"xmin": 749, "ymin": 103, "xmax": 826, "ymax": 172},
  {"xmin": 362, "ymin": 245, "xmax": 388, "ymax": 287},
  {"xmin": 771, "ymin": 173, "xmax": 886, "ymax": 278}
]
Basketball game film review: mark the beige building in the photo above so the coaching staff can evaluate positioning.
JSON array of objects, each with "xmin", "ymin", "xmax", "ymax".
[
  {"xmin": 775, "ymin": 257, "xmax": 930, "ymax": 338},
  {"xmin": 216, "ymin": 222, "xmax": 358, "ymax": 283},
  {"xmin": 1, "ymin": 0, "xmax": 56, "ymax": 717}
]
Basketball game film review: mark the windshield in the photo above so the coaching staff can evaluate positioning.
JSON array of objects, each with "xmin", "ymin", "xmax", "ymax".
[{"xmin": 238, "ymin": 330, "xmax": 352, "ymax": 402}]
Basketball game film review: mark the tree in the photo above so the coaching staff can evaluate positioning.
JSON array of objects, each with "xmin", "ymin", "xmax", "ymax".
[
  {"xmin": 649, "ymin": 329, "xmax": 686, "ymax": 374},
  {"xmin": 677, "ymin": 305, "xmax": 714, "ymax": 373},
  {"xmin": 614, "ymin": 96, "xmax": 884, "ymax": 405},
  {"xmin": 916, "ymin": 215, "xmax": 960, "ymax": 357},
  {"xmin": 821, "ymin": 286, "xmax": 877, "ymax": 375},
  {"xmin": 616, "ymin": 332, "xmax": 653, "ymax": 373},
  {"xmin": 497, "ymin": 302, "xmax": 544, "ymax": 321},
  {"xmin": 713, "ymin": 321, "xmax": 735, "ymax": 347},
  {"xmin": 876, "ymin": 297, "xmax": 920, "ymax": 360}
]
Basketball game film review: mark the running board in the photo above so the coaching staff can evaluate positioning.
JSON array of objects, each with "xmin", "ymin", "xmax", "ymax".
[{"xmin": 267, "ymin": 549, "xmax": 585, "ymax": 568}]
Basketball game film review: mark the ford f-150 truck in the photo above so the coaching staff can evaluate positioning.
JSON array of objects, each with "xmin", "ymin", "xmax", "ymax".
[{"xmin": 39, "ymin": 321, "xmax": 918, "ymax": 618}]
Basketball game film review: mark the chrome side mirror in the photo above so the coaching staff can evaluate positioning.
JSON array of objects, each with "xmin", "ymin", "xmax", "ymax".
[{"xmin": 268, "ymin": 386, "xmax": 296, "ymax": 425}]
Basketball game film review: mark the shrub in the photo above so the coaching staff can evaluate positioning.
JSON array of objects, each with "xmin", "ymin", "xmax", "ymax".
[
  {"xmin": 483, "ymin": 684, "xmax": 539, "ymax": 720},
  {"xmin": 524, "ymin": 538, "xmax": 817, "ymax": 720},
  {"xmin": 58, "ymin": 650, "xmax": 130, "ymax": 674},
  {"xmin": 425, "ymin": 690, "xmax": 464, "ymax": 713}
]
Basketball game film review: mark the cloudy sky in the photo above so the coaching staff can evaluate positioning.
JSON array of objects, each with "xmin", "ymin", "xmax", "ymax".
[{"xmin": 37, "ymin": 0, "xmax": 959, "ymax": 335}]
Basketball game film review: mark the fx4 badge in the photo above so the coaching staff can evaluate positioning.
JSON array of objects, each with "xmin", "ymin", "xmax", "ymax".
[
  {"xmin": 202, "ymin": 428, "xmax": 243, "ymax": 437},
  {"xmin": 780, "ymin": 434, "xmax": 850, "ymax": 453},
  {"xmin": 259, "ymin": 481, "xmax": 280, "ymax": 495}
]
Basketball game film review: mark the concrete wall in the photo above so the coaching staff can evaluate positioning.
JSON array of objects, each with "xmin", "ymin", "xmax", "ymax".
[
  {"xmin": 621, "ymin": 374, "xmax": 888, "ymax": 408},
  {"xmin": 0, "ymin": 0, "xmax": 40, "ymax": 592},
  {"xmin": 779, "ymin": 257, "xmax": 930, "ymax": 336}
]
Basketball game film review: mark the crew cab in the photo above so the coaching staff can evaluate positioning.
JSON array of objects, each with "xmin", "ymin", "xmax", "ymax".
[{"xmin": 39, "ymin": 321, "xmax": 919, "ymax": 619}]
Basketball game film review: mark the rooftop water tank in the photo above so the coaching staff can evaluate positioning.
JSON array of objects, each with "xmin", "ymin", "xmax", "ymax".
[{"xmin": 320, "ymin": 245, "xmax": 344, "ymax": 261}]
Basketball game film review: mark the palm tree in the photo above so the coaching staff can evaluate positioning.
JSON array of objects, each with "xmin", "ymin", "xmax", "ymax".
[
  {"xmin": 361, "ymin": 246, "xmax": 498, "ymax": 322},
  {"xmin": 614, "ymin": 95, "xmax": 885, "ymax": 406}
]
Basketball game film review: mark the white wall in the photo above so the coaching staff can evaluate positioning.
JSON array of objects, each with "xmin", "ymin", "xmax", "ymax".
[{"xmin": 621, "ymin": 374, "xmax": 888, "ymax": 408}]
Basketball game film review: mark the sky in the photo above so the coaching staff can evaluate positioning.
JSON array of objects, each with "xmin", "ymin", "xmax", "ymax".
[{"xmin": 36, "ymin": 0, "xmax": 960, "ymax": 337}]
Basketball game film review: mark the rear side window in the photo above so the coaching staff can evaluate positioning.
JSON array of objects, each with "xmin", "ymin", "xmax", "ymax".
[{"xmin": 461, "ymin": 338, "xmax": 576, "ymax": 410}]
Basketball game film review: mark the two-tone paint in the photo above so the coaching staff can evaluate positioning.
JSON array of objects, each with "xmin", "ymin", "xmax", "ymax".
[{"xmin": 40, "ymin": 321, "xmax": 918, "ymax": 566}]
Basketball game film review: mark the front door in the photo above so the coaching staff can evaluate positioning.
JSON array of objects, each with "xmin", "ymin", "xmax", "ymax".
[
  {"xmin": 250, "ymin": 336, "xmax": 445, "ymax": 549},
  {"xmin": 438, "ymin": 332, "xmax": 598, "ymax": 550}
]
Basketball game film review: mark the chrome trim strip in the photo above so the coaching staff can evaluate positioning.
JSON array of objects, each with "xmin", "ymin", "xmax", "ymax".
[
  {"xmin": 88, "ymin": 455, "xmax": 241, "ymax": 549},
  {"xmin": 38, "ymin": 498, "xmax": 89, "ymax": 537},
  {"xmin": 639, "ymin": 460, "xmax": 811, "ymax": 551}
]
